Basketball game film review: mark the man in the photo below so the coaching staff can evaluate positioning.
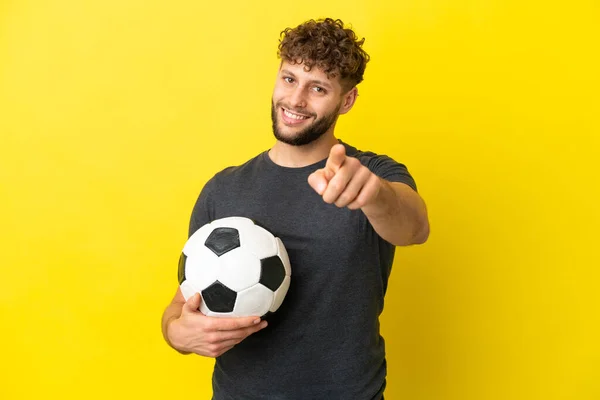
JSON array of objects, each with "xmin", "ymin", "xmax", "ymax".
[{"xmin": 161, "ymin": 18, "xmax": 429, "ymax": 400}]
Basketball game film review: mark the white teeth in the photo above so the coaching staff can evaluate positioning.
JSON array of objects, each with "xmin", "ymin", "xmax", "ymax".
[{"xmin": 284, "ymin": 109, "xmax": 308, "ymax": 120}]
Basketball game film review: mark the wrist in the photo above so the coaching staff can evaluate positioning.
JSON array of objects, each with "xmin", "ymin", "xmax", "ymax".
[
  {"xmin": 361, "ymin": 178, "xmax": 392, "ymax": 218},
  {"xmin": 163, "ymin": 315, "xmax": 177, "ymax": 344},
  {"xmin": 165, "ymin": 316, "xmax": 190, "ymax": 354}
]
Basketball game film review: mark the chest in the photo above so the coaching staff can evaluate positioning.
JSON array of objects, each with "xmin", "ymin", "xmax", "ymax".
[
  {"xmin": 216, "ymin": 173, "xmax": 366, "ymax": 251},
  {"xmin": 208, "ymin": 169, "xmax": 389, "ymax": 312}
]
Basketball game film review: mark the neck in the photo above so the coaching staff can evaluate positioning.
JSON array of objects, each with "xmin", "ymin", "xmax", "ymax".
[{"xmin": 268, "ymin": 133, "xmax": 339, "ymax": 168}]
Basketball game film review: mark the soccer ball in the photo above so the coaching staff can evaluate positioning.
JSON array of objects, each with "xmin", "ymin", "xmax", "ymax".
[{"xmin": 178, "ymin": 216, "xmax": 291, "ymax": 317}]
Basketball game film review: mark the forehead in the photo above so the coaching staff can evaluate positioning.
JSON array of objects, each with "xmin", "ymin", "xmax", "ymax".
[{"xmin": 279, "ymin": 61, "xmax": 342, "ymax": 89}]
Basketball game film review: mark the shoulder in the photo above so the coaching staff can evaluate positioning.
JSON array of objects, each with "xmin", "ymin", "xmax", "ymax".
[
  {"xmin": 194, "ymin": 152, "xmax": 266, "ymax": 203},
  {"xmin": 189, "ymin": 152, "xmax": 266, "ymax": 234},
  {"xmin": 341, "ymin": 140, "xmax": 402, "ymax": 169},
  {"xmin": 340, "ymin": 140, "xmax": 418, "ymax": 191},
  {"xmin": 208, "ymin": 152, "xmax": 267, "ymax": 186}
]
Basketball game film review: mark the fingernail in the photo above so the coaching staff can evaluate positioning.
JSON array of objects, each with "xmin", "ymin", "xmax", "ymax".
[
  {"xmin": 261, "ymin": 321, "xmax": 268, "ymax": 328},
  {"xmin": 253, "ymin": 318, "xmax": 261, "ymax": 324}
]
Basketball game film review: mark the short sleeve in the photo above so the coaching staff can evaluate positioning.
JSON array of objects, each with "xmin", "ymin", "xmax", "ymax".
[
  {"xmin": 188, "ymin": 177, "xmax": 217, "ymax": 237},
  {"xmin": 362, "ymin": 154, "xmax": 418, "ymax": 192}
]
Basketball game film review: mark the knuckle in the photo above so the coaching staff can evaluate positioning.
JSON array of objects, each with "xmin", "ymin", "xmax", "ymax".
[
  {"xmin": 328, "ymin": 180, "xmax": 341, "ymax": 192},
  {"xmin": 352, "ymin": 195, "xmax": 366, "ymax": 208},
  {"xmin": 329, "ymin": 181, "xmax": 347, "ymax": 195},
  {"xmin": 206, "ymin": 332, "xmax": 219, "ymax": 344},
  {"xmin": 208, "ymin": 350, "xmax": 219, "ymax": 358},
  {"xmin": 247, "ymin": 326, "xmax": 261, "ymax": 336},
  {"xmin": 370, "ymin": 174, "xmax": 381, "ymax": 185},
  {"xmin": 202, "ymin": 318, "xmax": 216, "ymax": 331},
  {"xmin": 324, "ymin": 168, "xmax": 335, "ymax": 180},
  {"xmin": 358, "ymin": 168, "xmax": 371, "ymax": 180},
  {"xmin": 336, "ymin": 193, "xmax": 352, "ymax": 206},
  {"xmin": 226, "ymin": 320, "xmax": 238, "ymax": 330},
  {"xmin": 346, "ymin": 202, "xmax": 359, "ymax": 210},
  {"xmin": 339, "ymin": 191, "xmax": 351, "ymax": 201}
]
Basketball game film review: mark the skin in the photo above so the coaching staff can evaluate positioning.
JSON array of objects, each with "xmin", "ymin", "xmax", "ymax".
[
  {"xmin": 162, "ymin": 292, "xmax": 267, "ymax": 357},
  {"xmin": 268, "ymin": 62, "xmax": 358, "ymax": 167},
  {"xmin": 162, "ymin": 60, "xmax": 430, "ymax": 357}
]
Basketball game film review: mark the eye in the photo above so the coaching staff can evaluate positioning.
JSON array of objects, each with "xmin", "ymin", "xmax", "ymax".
[
  {"xmin": 312, "ymin": 86, "xmax": 326, "ymax": 94},
  {"xmin": 283, "ymin": 76, "xmax": 294, "ymax": 84}
]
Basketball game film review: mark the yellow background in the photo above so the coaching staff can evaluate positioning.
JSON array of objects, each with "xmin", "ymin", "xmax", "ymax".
[{"xmin": 1, "ymin": 0, "xmax": 598, "ymax": 399}]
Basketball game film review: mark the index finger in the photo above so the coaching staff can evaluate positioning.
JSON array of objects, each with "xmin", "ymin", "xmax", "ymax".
[
  {"xmin": 325, "ymin": 144, "xmax": 347, "ymax": 172},
  {"xmin": 207, "ymin": 315, "xmax": 262, "ymax": 331}
]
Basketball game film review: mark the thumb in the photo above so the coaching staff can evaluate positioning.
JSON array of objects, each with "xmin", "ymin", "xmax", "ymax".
[
  {"xmin": 183, "ymin": 292, "xmax": 201, "ymax": 313},
  {"xmin": 308, "ymin": 168, "xmax": 335, "ymax": 195}
]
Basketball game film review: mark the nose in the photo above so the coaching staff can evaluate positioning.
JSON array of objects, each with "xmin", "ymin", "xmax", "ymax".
[{"xmin": 289, "ymin": 86, "xmax": 307, "ymax": 109}]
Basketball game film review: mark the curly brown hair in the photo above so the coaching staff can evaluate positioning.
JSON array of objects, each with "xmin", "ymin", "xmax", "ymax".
[{"xmin": 277, "ymin": 18, "xmax": 370, "ymax": 91}]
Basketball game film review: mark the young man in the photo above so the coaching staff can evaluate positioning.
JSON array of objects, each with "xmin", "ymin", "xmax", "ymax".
[{"xmin": 161, "ymin": 18, "xmax": 429, "ymax": 400}]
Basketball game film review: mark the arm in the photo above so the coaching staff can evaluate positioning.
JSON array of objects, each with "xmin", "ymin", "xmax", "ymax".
[
  {"xmin": 161, "ymin": 289, "xmax": 190, "ymax": 354},
  {"xmin": 361, "ymin": 180, "xmax": 429, "ymax": 246},
  {"xmin": 308, "ymin": 144, "xmax": 430, "ymax": 246},
  {"xmin": 161, "ymin": 288, "xmax": 268, "ymax": 357}
]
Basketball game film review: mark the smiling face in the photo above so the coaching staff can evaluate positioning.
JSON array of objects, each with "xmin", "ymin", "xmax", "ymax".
[{"xmin": 271, "ymin": 61, "xmax": 357, "ymax": 146}]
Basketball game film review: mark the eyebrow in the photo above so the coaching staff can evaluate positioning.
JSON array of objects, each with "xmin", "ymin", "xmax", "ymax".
[{"xmin": 281, "ymin": 69, "xmax": 334, "ymax": 90}]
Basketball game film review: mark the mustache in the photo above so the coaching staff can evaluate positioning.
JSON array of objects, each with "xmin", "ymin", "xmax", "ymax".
[{"xmin": 275, "ymin": 102, "xmax": 316, "ymax": 118}]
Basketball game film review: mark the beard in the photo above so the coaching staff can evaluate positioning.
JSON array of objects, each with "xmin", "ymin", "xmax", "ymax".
[{"xmin": 271, "ymin": 101, "xmax": 340, "ymax": 146}]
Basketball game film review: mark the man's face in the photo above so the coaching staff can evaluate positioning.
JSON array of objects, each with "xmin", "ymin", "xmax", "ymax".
[{"xmin": 271, "ymin": 62, "xmax": 348, "ymax": 146}]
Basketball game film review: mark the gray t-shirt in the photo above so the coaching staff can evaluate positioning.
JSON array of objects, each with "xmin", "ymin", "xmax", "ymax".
[{"xmin": 189, "ymin": 141, "xmax": 417, "ymax": 400}]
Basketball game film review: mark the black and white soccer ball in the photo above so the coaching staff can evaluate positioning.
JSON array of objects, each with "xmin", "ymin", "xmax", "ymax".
[{"xmin": 178, "ymin": 216, "xmax": 291, "ymax": 317}]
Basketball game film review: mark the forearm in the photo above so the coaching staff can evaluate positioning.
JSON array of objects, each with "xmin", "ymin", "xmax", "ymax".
[{"xmin": 362, "ymin": 180, "xmax": 429, "ymax": 246}]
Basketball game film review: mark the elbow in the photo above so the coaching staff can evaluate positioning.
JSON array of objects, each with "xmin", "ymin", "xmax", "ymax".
[
  {"xmin": 410, "ymin": 218, "xmax": 430, "ymax": 245},
  {"xmin": 412, "ymin": 223, "xmax": 430, "ymax": 244},
  {"xmin": 412, "ymin": 204, "xmax": 430, "ymax": 244},
  {"xmin": 390, "ymin": 222, "xmax": 429, "ymax": 246}
]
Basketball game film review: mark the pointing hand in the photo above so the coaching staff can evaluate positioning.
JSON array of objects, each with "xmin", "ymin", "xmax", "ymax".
[{"xmin": 308, "ymin": 144, "xmax": 382, "ymax": 210}]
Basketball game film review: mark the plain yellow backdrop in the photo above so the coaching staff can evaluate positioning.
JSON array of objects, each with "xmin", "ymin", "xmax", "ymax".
[{"xmin": 1, "ymin": 0, "xmax": 598, "ymax": 399}]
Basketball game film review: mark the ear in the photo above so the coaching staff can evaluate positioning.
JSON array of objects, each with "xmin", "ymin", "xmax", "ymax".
[{"xmin": 338, "ymin": 86, "xmax": 358, "ymax": 115}]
